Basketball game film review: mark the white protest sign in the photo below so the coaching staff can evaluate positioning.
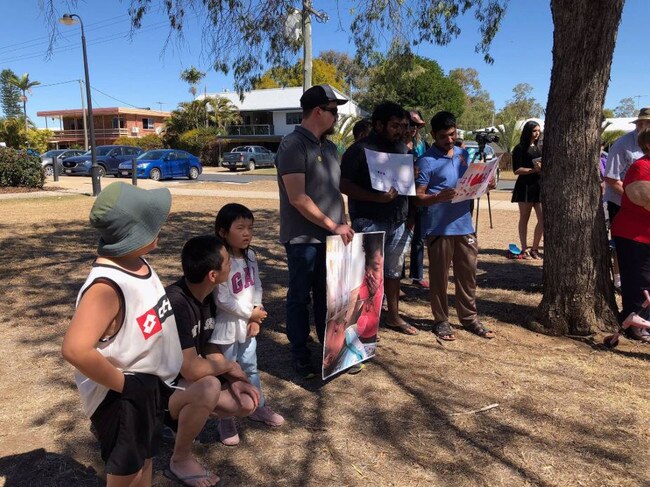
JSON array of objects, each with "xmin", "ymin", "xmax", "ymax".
[
  {"xmin": 364, "ymin": 148, "xmax": 415, "ymax": 196},
  {"xmin": 451, "ymin": 156, "xmax": 501, "ymax": 203}
]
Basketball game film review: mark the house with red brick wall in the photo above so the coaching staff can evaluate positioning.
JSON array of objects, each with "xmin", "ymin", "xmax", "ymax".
[{"xmin": 36, "ymin": 107, "xmax": 170, "ymax": 148}]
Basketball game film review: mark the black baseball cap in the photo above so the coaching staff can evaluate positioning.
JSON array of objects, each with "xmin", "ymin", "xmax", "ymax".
[{"xmin": 300, "ymin": 84, "xmax": 348, "ymax": 110}]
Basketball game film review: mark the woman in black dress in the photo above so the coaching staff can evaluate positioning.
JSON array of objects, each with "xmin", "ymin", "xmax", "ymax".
[{"xmin": 511, "ymin": 121, "xmax": 543, "ymax": 259}]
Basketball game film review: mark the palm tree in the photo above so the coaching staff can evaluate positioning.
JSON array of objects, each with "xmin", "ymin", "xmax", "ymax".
[
  {"xmin": 495, "ymin": 118, "xmax": 521, "ymax": 171},
  {"xmin": 180, "ymin": 66, "xmax": 205, "ymax": 99},
  {"xmin": 329, "ymin": 114, "xmax": 360, "ymax": 154},
  {"xmin": 8, "ymin": 73, "xmax": 40, "ymax": 133},
  {"xmin": 206, "ymin": 96, "xmax": 241, "ymax": 133}
]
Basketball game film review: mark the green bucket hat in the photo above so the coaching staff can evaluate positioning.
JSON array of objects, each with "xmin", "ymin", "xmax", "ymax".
[{"xmin": 89, "ymin": 182, "xmax": 172, "ymax": 257}]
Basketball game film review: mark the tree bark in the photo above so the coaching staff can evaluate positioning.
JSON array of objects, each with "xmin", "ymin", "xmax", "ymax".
[{"xmin": 537, "ymin": 0, "xmax": 624, "ymax": 335}]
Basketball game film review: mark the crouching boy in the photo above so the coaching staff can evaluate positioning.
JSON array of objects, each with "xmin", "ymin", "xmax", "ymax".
[{"xmin": 164, "ymin": 235, "xmax": 260, "ymax": 485}]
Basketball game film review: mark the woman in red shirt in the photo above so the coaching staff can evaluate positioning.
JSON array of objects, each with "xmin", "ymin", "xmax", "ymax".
[{"xmin": 611, "ymin": 128, "xmax": 650, "ymax": 342}]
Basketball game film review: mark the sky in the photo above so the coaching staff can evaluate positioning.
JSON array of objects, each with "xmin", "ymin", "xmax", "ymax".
[{"xmin": 0, "ymin": 1, "xmax": 648, "ymax": 128}]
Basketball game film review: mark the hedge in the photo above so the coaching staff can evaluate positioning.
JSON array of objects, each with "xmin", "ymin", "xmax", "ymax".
[
  {"xmin": 0, "ymin": 147, "xmax": 45, "ymax": 188},
  {"xmin": 113, "ymin": 134, "xmax": 165, "ymax": 151}
]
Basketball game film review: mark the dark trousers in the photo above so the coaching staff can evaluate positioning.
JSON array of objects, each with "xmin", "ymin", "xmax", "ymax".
[
  {"xmin": 614, "ymin": 236, "xmax": 650, "ymax": 320},
  {"xmin": 284, "ymin": 242, "xmax": 326, "ymax": 363},
  {"xmin": 409, "ymin": 209, "xmax": 425, "ymax": 281}
]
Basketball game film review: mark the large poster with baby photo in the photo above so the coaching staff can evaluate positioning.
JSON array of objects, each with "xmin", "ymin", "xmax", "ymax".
[{"xmin": 323, "ymin": 231, "xmax": 385, "ymax": 379}]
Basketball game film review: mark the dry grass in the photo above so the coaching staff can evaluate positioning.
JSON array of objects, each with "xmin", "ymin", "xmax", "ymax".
[{"xmin": 0, "ymin": 191, "xmax": 647, "ymax": 487}]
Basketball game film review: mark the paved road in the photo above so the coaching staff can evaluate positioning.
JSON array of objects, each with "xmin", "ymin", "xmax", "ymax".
[{"xmin": 197, "ymin": 172, "xmax": 276, "ymax": 184}]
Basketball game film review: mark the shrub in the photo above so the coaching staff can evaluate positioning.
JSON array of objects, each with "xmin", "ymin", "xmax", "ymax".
[
  {"xmin": 201, "ymin": 139, "xmax": 233, "ymax": 166},
  {"xmin": 0, "ymin": 147, "xmax": 44, "ymax": 188},
  {"xmin": 26, "ymin": 128, "xmax": 54, "ymax": 153},
  {"xmin": 113, "ymin": 134, "xmax": 164, "ymax": 150}
]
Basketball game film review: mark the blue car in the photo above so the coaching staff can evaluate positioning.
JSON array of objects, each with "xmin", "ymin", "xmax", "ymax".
[
  {"xmin": 117, "ymin": 149, "xmax": 202, "ymax": 181},
  {"xmin": 61, "ymin": 145, "xmax": 143, "ymax": 177}
]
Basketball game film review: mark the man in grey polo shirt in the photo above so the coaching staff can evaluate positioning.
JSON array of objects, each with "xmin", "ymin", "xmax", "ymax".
[{"xmin": 276, "ymin": 84, "xmax": 355, "ymax": 379}]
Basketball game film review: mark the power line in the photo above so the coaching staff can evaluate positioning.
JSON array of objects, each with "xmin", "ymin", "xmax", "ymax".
[
  {"xmin": 89, "ymin": 85, "xmax": 139, "ymax": 109},
  {"xmin": 0, "ymin": 19, "xmax": 173, "ymax": 64},
  {"xmin": 0, "ymin": 14, "xmax": 130, "ymax": 53},
  {"xmin": 33, "ymin": 79, "xmax": 79, "ymax": 88}
]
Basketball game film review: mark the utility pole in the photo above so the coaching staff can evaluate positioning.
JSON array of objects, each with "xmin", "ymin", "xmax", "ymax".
[
  {"xmin": 298, "ymin": 1, "xmax": 328, "ymax": 93},
  {"xmin": 302, "ymin": 0, "xmax": 313, "ymax": 92},
  {"xmin": 79, "ymin": 79, "xmax": 88, "ymax": 150}
]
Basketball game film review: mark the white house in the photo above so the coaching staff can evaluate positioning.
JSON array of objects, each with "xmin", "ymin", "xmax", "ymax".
[{"xmin": 197, "ymin": 86, "xmax": 366, "ymax": 145}]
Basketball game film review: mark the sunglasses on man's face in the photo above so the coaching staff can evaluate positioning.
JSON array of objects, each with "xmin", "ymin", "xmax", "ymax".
[{"xmin": 319, "ymin": 106, "xmax": 339, "ymax": 117}]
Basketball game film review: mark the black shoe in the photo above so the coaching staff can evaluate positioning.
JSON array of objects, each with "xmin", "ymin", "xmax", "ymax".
[{"xmin": 294, "ymin": 361, "xmax": 317, "ymax": 379}]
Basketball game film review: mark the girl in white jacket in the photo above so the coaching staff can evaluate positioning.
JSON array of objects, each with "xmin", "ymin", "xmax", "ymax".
[{"xmin": 210, "ymin": 203, "xmax": 284, "ymax": 446}]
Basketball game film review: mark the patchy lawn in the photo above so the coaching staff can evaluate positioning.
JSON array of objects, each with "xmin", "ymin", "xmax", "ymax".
[{"xmin": 0, "ymin": 193, "xmax": 646, "ymax": 487}]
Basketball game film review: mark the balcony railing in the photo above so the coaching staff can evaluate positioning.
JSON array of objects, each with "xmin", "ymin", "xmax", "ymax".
[
  {"xmin": 226, "ymin": 124, "xmax": 274, "ymax": 136},
  {"xmin": 50, "ymin": 128, "xmax": 129, "ymax": 140}
]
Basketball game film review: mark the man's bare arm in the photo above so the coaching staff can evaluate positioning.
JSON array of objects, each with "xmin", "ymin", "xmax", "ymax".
[{"xmin": 283, "ymin": 173, "xmax": 354, "ymax": 244}]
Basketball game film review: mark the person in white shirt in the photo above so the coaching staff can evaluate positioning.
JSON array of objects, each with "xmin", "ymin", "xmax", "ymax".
[{"xmin": 210, "ymin": 203, "xmax": 285, "ymax": 446}]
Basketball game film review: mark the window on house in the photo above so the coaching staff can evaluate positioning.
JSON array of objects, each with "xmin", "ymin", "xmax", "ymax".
[
  {"xmin": 112, "ymin": 117, "xmax": 126, "ymax": 129},
  {"xmin": 142, "ymin": 118, "xmax": 155, "ymax": 129},
  {"xmin": 286, "ymin": 112, "xmax": 302, "ymax": 125}
]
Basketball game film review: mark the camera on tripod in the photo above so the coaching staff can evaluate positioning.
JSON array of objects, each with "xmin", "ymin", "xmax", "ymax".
[{"xmin": 472, "ymin": 129, "xmax": 499, "ymax": 146}]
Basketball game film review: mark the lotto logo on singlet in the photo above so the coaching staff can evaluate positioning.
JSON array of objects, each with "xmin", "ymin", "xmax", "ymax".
[{"xmin": 136, "ymin": 296, "xmax": 174, "ymax": 340}]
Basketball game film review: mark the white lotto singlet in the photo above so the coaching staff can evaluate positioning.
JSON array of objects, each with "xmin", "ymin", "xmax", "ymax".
[{"xmin": 75, "ymin": 259, "xmax": 183, "ymax": 417}]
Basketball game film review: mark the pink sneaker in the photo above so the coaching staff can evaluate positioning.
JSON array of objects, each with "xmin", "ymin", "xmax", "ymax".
[
  {"xmin": 249, "ymin": 405, "xmax": 285, "ymax": 427},
  {"xmin": 218, "ymin": 417, "xmax": 240, "ymax": 446}
]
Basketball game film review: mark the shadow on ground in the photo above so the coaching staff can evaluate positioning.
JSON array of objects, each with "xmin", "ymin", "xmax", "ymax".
[{"xmin": 0, "ymin": 207, "xmax": 647, "ymax": 486}]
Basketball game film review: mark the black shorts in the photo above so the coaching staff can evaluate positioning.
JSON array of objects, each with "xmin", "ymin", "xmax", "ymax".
[{"xmin": 90, "ymin": 373, "xmax": 171, "ymax": 477}]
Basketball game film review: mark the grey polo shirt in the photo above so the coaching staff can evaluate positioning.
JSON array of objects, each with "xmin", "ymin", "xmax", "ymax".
[
  {"xmin": 604, "ymin": 129, "xmax": 643, "ymax": 206},
  {"xmin": 276, "ymin": 125, "xmax": 345, "ymax": 244}
]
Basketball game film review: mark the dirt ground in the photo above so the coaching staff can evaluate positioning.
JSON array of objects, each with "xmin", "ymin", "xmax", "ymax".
[{"xmin": 0, "ymin": 188, "xmax": 647, "ymax": 487}]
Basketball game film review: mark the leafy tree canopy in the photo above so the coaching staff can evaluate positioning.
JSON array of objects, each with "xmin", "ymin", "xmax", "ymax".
[
  {"xmin": 496, "ymin": 83, "xmax": 544, "ymax": 123},
  {"xmin": 43, "ymin": 1, "xmax": 507, "ymax": 95},
  {"xmin": 449, "ymin": 67, "xmax": 495, "ymax": 131},
  {"xmin": 253, "ymin": 59, "xmax": 348, "ymax": 92},
  {"xmin": 317, "ymin": 50, "xmax": 368, "ymax": 92},
  {"xmin": 614, "ymin": 97, "xmax": 636, "ymax": 117},
  {"xmin": 0, "ymin": 69, "xmax": 22, "ymax": 119},
  {"xmin": 358, "ymin": 45, "xmax": 464, "ymax": 120}
]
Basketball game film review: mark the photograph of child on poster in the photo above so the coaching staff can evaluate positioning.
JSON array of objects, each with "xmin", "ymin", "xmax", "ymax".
[{"xmin": 323, "ymin": 232, "xmax": 385, "ymax": 379}]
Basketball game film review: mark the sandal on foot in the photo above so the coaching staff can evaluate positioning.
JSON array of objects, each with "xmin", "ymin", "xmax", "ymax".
[
  {"xmin": 164, "ymin": 467, "xmax": 219, "ymax": 487},
  {"xmin": 386, "ymin": 321, "xmax": 419, "ymax": 335},
  {"xmin": 464, "ymin": 320, "xmax": 495, "ymax": 339},
  {"xmin": 530, "ymin": 249, "xmax": 543, "ymax": 260},
  {"xmin": 521, "ymin": 249, "xmax": 533, "ymax": 260},
  {"xmin": 433, "ymin": 321, "xmax": 456, "ymax": 341}
]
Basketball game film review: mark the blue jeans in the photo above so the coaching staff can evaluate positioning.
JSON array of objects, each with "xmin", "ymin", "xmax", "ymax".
[
  {"xmin": 218, "ymin": 338, "xmax": 265, "ymax": 407},
  {"xmin": 284, "ymin": 243, "xmax": 327, "ymax": 364},
  {"xmin": 352, "ymin": 219, "xmax": 412, "ymax": 279}
]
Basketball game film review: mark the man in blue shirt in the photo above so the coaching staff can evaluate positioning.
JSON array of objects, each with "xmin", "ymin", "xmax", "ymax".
[{"xmin": 415, "ymin": 111, "xmax": 495, "ymax": 341}]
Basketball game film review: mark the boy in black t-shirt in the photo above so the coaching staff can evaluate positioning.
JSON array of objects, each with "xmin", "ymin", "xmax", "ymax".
[{"xmin": 165, "ymin": 235, "xmax": 260, "ymax": 486}]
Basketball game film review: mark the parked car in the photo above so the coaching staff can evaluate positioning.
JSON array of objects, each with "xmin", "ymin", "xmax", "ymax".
[
  {"xmin": 117, "ymin": 149, "xmax": 202, "ymax": 181},
  {"xmin": 221, "ymin": 145, "xmax": 275, "ymax": 171},
  {"xmin": 61, "ymin": 145, "xmax": 143, "ymax": 177},
  {"xmin": 40, "ymin": 149, "xmax": 86, "ymax": 177}
]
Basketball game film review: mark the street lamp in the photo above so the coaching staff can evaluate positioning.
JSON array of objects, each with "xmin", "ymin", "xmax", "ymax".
[{"xmin": 59, "ymin": 13, "xmax": 101, "ymax": 196}]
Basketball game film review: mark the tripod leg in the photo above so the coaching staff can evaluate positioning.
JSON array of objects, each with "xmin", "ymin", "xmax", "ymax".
[{"xmin": 487, "ymin": 192, "xmax": 493, "ymax": 229}]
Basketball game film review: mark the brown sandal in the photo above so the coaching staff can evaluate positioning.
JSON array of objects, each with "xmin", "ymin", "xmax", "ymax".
[{"xmin": 386, "ymin": 321, "xmax": 419, "ymax": 335}]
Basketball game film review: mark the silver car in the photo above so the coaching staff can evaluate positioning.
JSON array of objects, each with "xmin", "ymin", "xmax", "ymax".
[{"xmin": 41, "ymin": 149, "xmax": 86, "ymax": 177}]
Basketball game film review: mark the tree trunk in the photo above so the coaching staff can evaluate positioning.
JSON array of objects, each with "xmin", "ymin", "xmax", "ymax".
[{"xmin": 537, "ymin": 0, "xmax": 624, "ymax": 335}]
